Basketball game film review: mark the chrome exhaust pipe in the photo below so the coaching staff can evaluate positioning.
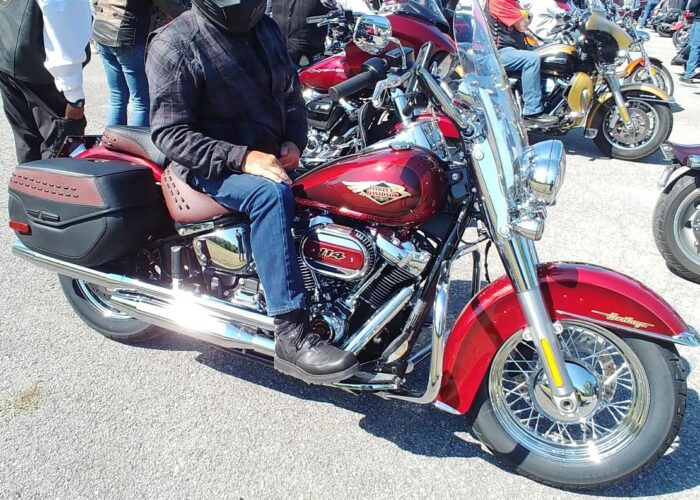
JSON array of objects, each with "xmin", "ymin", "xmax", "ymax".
[
  {"xmin": 11, "ymin": 241, "xmax": 276, "ymax": 356},
  {"xmin": 11, "ymin": 241, "xmax": 404, "ymax": 391}
]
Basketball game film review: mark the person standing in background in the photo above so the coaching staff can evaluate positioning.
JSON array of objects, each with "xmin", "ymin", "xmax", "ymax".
[
  {"xmin": 92, "ymin": 0, "xmax": 186, "ymax": 127},
  {"xmin": 680, "ymin": 0, "xmax": 700, "ymax": 85},
  {"xmin": 272, "ymin": 0, "xmax": 372, "ymax": 68},
  {"xmin": 520, "ymin": 0, "xmax": 566, "ymax": 42},
  {"xmin": 638, "ymin": 0, "xmax": 660, "ymax": 27},
  {"xmin": 0, "ymin": 0, "xmax": 92, "ymax": 164}
]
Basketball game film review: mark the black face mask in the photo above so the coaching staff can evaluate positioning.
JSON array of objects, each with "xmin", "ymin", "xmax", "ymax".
[{"xmin": 193, "ymin": 0, "xmax": 267, "ymax": 34}]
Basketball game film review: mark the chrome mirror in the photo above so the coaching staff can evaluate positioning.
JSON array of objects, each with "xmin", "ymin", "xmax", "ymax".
[{"xmin": 353, "ymin": 15, "xmax": 392, "ymax": 55}]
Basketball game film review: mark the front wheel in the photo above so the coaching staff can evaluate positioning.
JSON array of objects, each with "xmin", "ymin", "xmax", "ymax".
[
  {"xmin": 58, "ymin": 275, "xmax": 161, "ymax": 343},
  {"xmin": 653, "ymin": 174, "xmax": 700, "ymax": 283},
  {"xmin": 673, "ymin": 28, "xmax": 688, "ymax": 48},
  {"xmin": 625, "ymin": 63, "xmax": 674, "ymax": 96},
  {"xmin": 469, "ymin": 321, "xmax": 686, "ymax": 489},
  {"xmin": 593, "ymin": 98, "xmax": 672, "ymax": 161}
]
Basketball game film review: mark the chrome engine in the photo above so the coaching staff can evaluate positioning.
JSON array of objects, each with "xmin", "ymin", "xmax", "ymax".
[{"xmin": 192, "ymin": 216, "xmax": 433, "ymax": 343}]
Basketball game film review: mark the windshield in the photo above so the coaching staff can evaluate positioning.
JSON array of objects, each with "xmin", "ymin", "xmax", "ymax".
[
  {"xmin": 380, "ymin": 0, "xmax": 449, "ymax": 30},
  {"xmin": 452, "ymin": 0, "xmax": 529, "ymax": 227}
]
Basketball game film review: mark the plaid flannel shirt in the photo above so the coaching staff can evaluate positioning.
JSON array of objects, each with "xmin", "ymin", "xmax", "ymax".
[{"xmin": 146, "ymin": 9, "xmax": 307, "ymax": 181}]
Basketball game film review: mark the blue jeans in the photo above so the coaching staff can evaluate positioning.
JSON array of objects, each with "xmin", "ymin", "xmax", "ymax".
[
  {"xmin": 685, "ymin": 22, "xmax": 700, "ymax": 79},
  {"xmin": 499, "ymin": 47, "xmax": 543, "ymax": 116},
  {"xmin": 190, "ymin": 173, "xmax": 306, "ymax": 316},
  {"xmin": 96, "ymin": 43, "xmax": 150, "ymax": 127},
  {"xmin": 638, "ymin": 0, "xmax": 659, "ymax": 28}
]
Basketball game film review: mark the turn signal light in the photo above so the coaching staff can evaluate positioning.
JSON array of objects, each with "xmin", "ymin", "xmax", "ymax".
[{"xmin": 9, "ymin": 220, "xmax": 31, "ymax": 235}]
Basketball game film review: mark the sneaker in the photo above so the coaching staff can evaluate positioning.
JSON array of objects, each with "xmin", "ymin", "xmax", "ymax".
[
  {"xmin": 274, "ymin": 314, "xmax": 359, "ymax": 384},
  {"xmin": 679, "ymin": 76, "xmax": 697, "ymax": 86}
]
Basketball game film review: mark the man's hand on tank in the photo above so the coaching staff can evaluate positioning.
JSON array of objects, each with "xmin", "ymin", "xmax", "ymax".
[
  {"xmin": 279, "ymin": 141, "xmax": 301, "ymax": 171},
  {"xmin": 241, "ymin": 150, "xmax": 292, "ymax": 184}
]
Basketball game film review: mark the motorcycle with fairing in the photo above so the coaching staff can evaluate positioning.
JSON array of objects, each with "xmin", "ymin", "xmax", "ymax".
[
  {"xmin": 516, "ymin": 6, "xmax": 673, "ymax": 160},
  {"xmin": 7, "ymin": 0, "xmax": 697, "ymax": 490}
]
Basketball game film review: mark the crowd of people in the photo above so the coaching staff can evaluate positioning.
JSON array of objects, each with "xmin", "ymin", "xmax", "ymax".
[{"xmin": 0, "ymin": 0, "xmax": 698, "ymax": 382}]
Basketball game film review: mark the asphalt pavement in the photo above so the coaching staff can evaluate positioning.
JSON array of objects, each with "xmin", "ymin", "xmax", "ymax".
[{"xmin": 1, "ymin": 32, "xmax": 699, "ymax": 499}]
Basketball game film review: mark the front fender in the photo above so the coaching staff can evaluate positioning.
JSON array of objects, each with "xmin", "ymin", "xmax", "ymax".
[
  {"xmin": 622, "ymin": 56, "xmax": 665, "ymax": 77},
  {"xmin": 438, "ymin": 262, "xmax": 697, "ymax": 415},
  {"xmin": 585, "ymin": 83, "xmax": 671, "ymax": 131}
]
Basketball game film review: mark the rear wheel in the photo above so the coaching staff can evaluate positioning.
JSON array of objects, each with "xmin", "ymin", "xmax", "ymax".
[
  {"xmin": 653, "ymin": 174, "xmax": 700, "ymax": 283},
  {"xmin": 593, "ymin": 98, "xmax": 672, "ymax": 160},
  {"xmin": 469, "ymin": 321, "xmax": 686, "ymax": 489},
  {"xmin": 58, "ymin": 275, "xmax": 161, "ymax": 343}
]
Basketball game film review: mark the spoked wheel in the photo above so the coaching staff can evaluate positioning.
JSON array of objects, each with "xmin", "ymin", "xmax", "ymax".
[
  {"xmin": 59, "ymin": 275, "xmax": 161, "ymax": 343},
  {"xmin": 594, "ymin": 99, "xmax": 672, "ymax": 160},
  {"xmin": 470, "ymin": 320, "xmax": 686, "ymax": 489},
  {"xmin": 625, "ymin": 63, "xmax": 674, "ymax": 96},
  {"xmin": 653, "ymin": 174, "xmax": 700, "ymax": 283},
  {"xmin": 673, "ymin": 28, "xmax": 688, "ymax": 49}
]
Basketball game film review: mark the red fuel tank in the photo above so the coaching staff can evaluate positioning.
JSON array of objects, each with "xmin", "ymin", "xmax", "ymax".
[
  {"xmin": 299, "ymin": 54, "xmax": 352, "ymax": 92},
  {"xmin": 292, "ymin": 147, "xmax": 447, "ymax": 226}
]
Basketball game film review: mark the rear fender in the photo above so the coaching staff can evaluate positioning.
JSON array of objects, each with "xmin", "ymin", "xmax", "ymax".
[
  {"xmin": 584, "ymin": 83, "xmax": 671, "ymax": 133},
  {"xmin": 438, "ymin": 262, "xmax": 697, "ymax": 415}
]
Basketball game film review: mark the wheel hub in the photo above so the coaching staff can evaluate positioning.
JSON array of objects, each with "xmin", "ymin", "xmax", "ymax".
[
  {"xmin": 608, "ymin": 107, "xmax": 651, "ymax": 145},
  {"xmin": 532, "ymin": 361, "xmax": 600, "ymax": 423}
]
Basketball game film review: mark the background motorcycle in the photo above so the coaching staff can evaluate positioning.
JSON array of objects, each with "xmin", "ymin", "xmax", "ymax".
[
  {"xmin": 299, "ymin": 0, "xmax": 455, "ymax": 168},
  {"xmin": 618, "ymin": 7, "xmax": 675, "ymax": 95},
  {"xmin": 515, "ymin": 9, "xmax": 673, "ymax": 160},
  {"xmin": 7, "ymin": 0, "xmax": 697, "ymax": 489},
  {"xmin": 672, "ymin": 11, "xmax": 694, "ymax": 48},
  {"xmin": 654, "ymin": 142, "xmax": 700, "ymax": 282}
]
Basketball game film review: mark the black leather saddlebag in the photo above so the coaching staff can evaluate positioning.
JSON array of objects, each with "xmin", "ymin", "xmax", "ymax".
[{"xmin": 8, "ymin": 158, "xmax": 165, "ymax": 266}]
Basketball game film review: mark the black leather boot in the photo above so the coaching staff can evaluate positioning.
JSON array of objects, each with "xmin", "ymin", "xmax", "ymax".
[
  {"xmin": 523, "ymin": 112, "xmax": 559, "ymax": 128},
  {"xmin": 273, "ymin": 312, "xmax": 359, "ymax": 384}
]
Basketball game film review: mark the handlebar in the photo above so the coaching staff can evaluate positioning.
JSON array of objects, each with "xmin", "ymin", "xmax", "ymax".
[
  {"xmin": 328, "ymin": 58, "xmax": 387, "ymax": 102},
  {"xmin": 306, "ymin": 15, "xmax": 328, "ymax": 24}
]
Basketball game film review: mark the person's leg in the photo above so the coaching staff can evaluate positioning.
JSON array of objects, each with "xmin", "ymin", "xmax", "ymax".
[
  {"xmin": 0, "ymin": 71, "xmax": 43, "ymax": 163},
  {"xmin": 19, "ymin": 79, "xmax": 86, "ymax": 158},
  {"xmin": 190, "ymin": 172, "xmax": 358, "ymax": 382},
  {"xmin": 192, "ymin": 173, "xmax": 306, "ymax": 315},
  {"xmin": 96, "ymin": 43, "xmax": 129, "ymax": 126},
  {"xmin": 499, "ymin": 47, "xmax": 543, "ymax": 116},
  {"xmin": 683, "ymin": 22, "xmax": 700, "ymax": 80},
  {"xmin": 639, "ymin": 0, "xmax": 657, "ymax": 27},
  {"xmin": 113, "ymin": 44, "xmax": 151, "ymax": 127}
]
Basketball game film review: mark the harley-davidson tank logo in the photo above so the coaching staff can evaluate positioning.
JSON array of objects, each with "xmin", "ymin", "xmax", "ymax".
[
  {"xmin": 343, "ymin": 181, "xmax": 411, "ymax": 206},
  {"xmin": 592, "ymin": 310, "xmax": 655, "ymax": 329}
]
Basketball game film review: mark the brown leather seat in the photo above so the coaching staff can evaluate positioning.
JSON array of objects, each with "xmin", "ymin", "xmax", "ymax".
[
  {"xmin": 102, "ymin": 126, "xmax": 168, "ymax": 167},
  {"xmin": 161, "ymin": 167, "xmax": 232, "ymax": 224}
]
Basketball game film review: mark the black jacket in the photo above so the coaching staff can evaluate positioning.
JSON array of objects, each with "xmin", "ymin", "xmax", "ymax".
[
  {"xmin": 272, "ymin": 0, "xmax": 328, "ymax": 64},
  {"xmin": 146, "ymin": 10, "xmax": 307, "ymax": 181},
  {"xmin": 689, "ymin": 0, "xmax": 700, "ymax": 22},
  {"xmin": 0, "ymin": 0, "xmax": 53, "ymax": 84},
  {"xmin": 92, "ymin": 0, "xmax": 186, "ymax": 47}
]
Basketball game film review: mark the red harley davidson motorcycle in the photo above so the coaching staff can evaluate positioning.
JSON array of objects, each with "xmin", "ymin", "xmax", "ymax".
[
  {"xmin": 298, "ymin": 0, "xmax": 459, "ymax": 167},
  {"xmin": 7, "ymin": 0, "xmax": 697, "ymax": 489}
]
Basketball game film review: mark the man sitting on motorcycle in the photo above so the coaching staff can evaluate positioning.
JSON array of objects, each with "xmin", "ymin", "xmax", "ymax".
[
  {"xmin": 519, "ymin": 0, "xmax": 566, "ymax": 42},
  {"xmin": 487, "ymin": 0, "xmax": 558, "ymax": 126},
  {"xmin": 145, "ymin": 0, "xmax": 359, "ymax": 383}
]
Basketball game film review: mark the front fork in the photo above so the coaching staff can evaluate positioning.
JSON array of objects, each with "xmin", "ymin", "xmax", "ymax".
[
  {"xmin": 605, "ymin": 75, "xmax": 633, "ymax": 128},
  {"xmin": 497, "ymin": 234, "xmax": 579, "ymax": 414}
]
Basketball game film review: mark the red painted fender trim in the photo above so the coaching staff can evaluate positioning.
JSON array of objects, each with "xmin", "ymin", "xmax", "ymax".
[{"xmin": 438, "ymin": 262, "xmax": 690, "ymax": 414}]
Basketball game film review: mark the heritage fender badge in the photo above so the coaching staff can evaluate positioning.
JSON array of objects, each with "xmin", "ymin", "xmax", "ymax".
[
  {"xmin": 343, "ymin": 181, "xmax": 411, "ymax": 206},
  {"xmin": 591, "ymin": 310, "xmax": 655, "ymax": 329}
]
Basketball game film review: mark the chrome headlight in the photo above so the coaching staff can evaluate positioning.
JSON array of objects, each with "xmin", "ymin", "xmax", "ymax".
[
  {"xmin": 521, "ymin": 140, "xmax": 566, "ymax": 205},
  {"xmin": 635, "ymin": 30, "xmax": 650, "ymax": 42}
]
